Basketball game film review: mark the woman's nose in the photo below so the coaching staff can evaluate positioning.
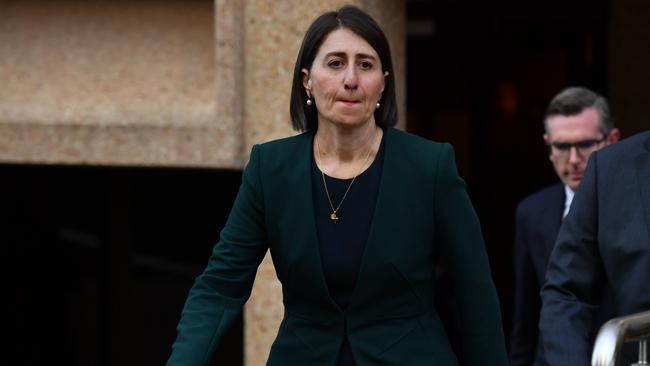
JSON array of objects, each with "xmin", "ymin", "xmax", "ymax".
[{"xmin": 343, "ymin": 66, "xmax": 359, "ymax": 90}]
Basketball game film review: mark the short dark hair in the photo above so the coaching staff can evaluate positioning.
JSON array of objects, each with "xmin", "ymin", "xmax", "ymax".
[
  {"xmin": 544, "ymin": 86, "xmax": 615, "ymax": 135},
  {"xmin": 289, "ymin": 5, "xmax": 398, "ymax": 132}
]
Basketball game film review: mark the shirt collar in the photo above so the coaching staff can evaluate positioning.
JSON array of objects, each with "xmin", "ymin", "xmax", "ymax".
[{"xmin": 563, "ymin": 184, "xmax": 575, "ymax": 218}]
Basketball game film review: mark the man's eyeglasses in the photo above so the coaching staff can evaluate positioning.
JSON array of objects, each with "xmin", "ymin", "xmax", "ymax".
[{"xmin": 548, "ymin": 136, "xmax": 606, "ymax": 157}]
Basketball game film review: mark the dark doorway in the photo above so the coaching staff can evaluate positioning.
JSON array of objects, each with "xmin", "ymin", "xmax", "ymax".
[
  {"xmin": 406, "ymin": 0, "xmax": 609, "ymax": 342},
  {"xmin": 3, "ymin": 164, "xmax": 243, "ymax": 366}
]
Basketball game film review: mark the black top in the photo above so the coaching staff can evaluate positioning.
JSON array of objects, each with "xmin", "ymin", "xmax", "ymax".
[{"xmin": 311, "ymin": 132, "xmax": 385, "ymax": 366}]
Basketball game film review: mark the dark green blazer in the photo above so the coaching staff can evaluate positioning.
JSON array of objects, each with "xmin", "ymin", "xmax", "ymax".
[{"xmin": 167, "ymin": 128, "xmax": 508, "ymax": 366}]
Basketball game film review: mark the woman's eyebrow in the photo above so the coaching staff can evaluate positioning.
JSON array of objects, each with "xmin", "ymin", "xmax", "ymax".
[{"xmin": 323, "ymin": 51, "xmax": 377, "ymax": 61}]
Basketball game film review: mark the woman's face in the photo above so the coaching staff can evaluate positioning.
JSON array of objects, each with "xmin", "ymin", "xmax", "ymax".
[{"xmin": 302, "ymin": 28, "xmax": 387, "ymax": 129}]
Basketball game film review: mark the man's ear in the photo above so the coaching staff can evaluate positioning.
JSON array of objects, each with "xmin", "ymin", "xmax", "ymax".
[
  {"xmin": 381, "ymin": 71, "xmax": 389, "ymax": 92},
  {"xmin": 607, "ymin": 128, "xmax": 621, "ymax": 144}
]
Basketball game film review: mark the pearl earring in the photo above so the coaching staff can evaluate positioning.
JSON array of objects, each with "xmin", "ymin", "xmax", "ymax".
[
  {"xmin": 306, "ymin": 98, "xmax": 313, "ymax": 106},
  {"xmin": 376, "ymin": 101, "xmax": 381, "ymax": 109}
]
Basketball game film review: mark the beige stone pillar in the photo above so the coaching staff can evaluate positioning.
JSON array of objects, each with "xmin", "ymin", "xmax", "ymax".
[{"xmin": 241, "ymin": 1, "xmax": 405, "ymax": 365}]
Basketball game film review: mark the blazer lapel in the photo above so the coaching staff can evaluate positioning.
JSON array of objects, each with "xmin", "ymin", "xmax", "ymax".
[
  {"xmin": 347, "ymin": 128, "xmax": 401, "ymax": 311},
  {"xmin": 283, "ymin": 131, "xmax": 341, "ymax": 314}
]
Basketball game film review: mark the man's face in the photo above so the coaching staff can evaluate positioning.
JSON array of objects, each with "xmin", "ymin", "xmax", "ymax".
[{"xmin": 544, "ymin": 107, "xmax": 619, "ymax": 191}]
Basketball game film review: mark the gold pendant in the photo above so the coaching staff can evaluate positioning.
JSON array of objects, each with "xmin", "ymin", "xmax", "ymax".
[{"xmin": 330, "ymin": 212, "xmax": 339, "ymax": 223}]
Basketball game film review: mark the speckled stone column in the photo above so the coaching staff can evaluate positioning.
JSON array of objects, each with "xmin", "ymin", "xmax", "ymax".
[{"xmin": 242, "ymin": 1, "xmax": 405, "ymax": 365}]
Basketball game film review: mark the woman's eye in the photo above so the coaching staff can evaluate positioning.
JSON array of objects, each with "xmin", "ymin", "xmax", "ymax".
[
  {"xmin": 327, "ymin": 59, "xmax": 343, "ymax": 68},
  {"xmin": 359, "ymin": 61, "xmax": 373, "ymax": 70}
]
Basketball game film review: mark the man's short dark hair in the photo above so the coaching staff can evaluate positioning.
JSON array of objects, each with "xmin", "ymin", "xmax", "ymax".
[
  {"xmin": 544, "ymin": 86, "xmax": 614, "ymax": 135},
  {"xmin": 289, "ymin": 5, "xmax": 398, "ymax": 132}
]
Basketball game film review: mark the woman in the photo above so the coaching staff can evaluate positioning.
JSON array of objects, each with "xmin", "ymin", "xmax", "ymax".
[{"xmin": 167, "ymin": 5, "xmax": 507, "ymax": 366}]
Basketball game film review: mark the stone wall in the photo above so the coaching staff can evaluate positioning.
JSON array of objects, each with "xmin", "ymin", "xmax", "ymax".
[{"xmin": 0, "ymin": 0, "xmax": 245, "ymax": 167}]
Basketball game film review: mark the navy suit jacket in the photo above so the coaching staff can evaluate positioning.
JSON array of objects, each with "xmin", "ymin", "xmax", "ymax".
[
  {"xmin": 510, "ymin": 183, "xmax": 564, "ymax": 366},
  {"xmin": 540, "ymin": 131, "xmax": 650, "ymax": 366}
]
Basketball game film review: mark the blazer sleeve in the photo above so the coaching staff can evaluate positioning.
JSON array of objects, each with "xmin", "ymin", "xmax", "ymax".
[
  {"xmin": 509, "ymin": 204, "xmax": 541, "ymax": 366},
  {"xmin": 539, "ymin": 153, "xmax": 604, "ymax": 366},
  {"xmin": 167, "ymin": 145, "xmax": 268, "ymax": 366},
  {"xmin": 433, "ymin": 144, "xmax": 509, "ymax": 365}
]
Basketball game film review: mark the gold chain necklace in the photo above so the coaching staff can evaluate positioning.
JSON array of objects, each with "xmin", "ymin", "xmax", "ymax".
[{"xmin": 315, "ymin": 132, "xmax": 375, "ymax": 223}]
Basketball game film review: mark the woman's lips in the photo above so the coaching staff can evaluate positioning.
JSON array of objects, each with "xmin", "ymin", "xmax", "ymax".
[{"xmin": 338, "ymin": 99, "xmax": 360, "ymax": 106}]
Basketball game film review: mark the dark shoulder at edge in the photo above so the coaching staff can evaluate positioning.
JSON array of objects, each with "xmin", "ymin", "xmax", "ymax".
[{"xmin": 594, "ymin": 130, "xmax": 650, "ymax": 165}]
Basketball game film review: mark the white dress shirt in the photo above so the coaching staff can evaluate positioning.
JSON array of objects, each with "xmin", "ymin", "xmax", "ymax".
[{"xmin": 563, "ymin": 184, "xmax": 575, "ymax": 218}]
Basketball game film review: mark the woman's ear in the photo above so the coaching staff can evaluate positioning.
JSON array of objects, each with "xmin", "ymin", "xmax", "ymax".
[
  {"xmin": 301, "ymin": 68, "xmax": 311, "ymax": 95},
  {"xmin": 381, "ymin": 71, "xmax": 389, "ymax": 92}
]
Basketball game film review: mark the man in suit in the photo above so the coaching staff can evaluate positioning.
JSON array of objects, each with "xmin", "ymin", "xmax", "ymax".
[
  {"xmin": 539, "ymin": 130, "xmax": 650, "ymax": 365},
  {"xmin": 509, "ymin": 87, "xmax": 620, "ymax": 366}
]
